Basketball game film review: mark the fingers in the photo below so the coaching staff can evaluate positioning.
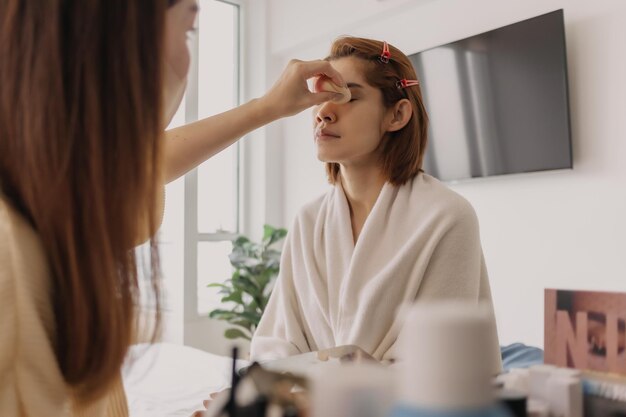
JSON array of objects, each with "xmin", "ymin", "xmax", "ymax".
[
  {"xmin": 262, "ymin": 59, "xmax": 346, "ymax": 118},
  {"xmin": 290, "ymin": 59, "xmax": 346, "ymax": 88},
  {"xmin": 191, "ymin": 411, "xmax": 205, "ymax": 417},
  {"xmin": 202, "ymin": 392, "xmax": 221, "ymax": 409}
]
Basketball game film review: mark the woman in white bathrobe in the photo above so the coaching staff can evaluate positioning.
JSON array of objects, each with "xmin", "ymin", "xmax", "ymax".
[{"xmin": 251, "ymin": 37, "xmax": 501, "ymax": 373}]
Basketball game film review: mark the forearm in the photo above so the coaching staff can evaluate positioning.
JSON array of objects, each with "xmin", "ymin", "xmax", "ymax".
[
  {"xmin": 163, "ymin": 59, "xmax": 346, "ymax": 183},
  {"xmin": 163, "ymin": 97, "xmax": 275, "ymax": 183}
]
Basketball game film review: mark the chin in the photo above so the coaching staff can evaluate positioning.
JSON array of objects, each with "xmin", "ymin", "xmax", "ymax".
[
  {"xmin": 316, "ymin": 147, "xmax": 346, "ymax": 164},
  {"xmin": 316, "ymin": 151, "xmax": 337, "ymax": 163}
]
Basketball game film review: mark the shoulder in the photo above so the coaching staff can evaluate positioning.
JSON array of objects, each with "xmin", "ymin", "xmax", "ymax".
[
  {"xmin": 0, "ymin": 196, "xmax": 19, "ymax": 382},
  {"xmin": 0, "ymin": 194, "xmax": 56, "ymax": 353},
  {"xmin": 1, "ymin": 194, "xmax": 44, "ymax": 257},
  {"xmin": 0, "ymin": 195, "xmax": 52, "ymax": 306},
  {"xmin": 0, "ymin": 195, "xmax": 125, "ymax": 416},
  {"xmin": 407, "ymin": 174, "xmax": 479, "ymax": 227},
  {"xmin": 0, "ymin": 195, "xmax": 70, "ymax": 414},
  {"xmin": 0, "ymin": 196, "xmax": 29, "ymax": 307},
  {"xmin": 291, "ymin": 187, "xmax": 334, "ymax": 228}
]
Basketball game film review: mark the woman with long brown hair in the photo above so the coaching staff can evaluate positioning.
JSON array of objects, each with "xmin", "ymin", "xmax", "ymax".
[{"xmin": 0, "ymin": 0, "xmax": 345, "ymax": 415}]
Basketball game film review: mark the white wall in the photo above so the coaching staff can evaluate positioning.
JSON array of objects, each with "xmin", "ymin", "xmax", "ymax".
[{"xmin": 263, "ymin": 0, "xmax": 626, "ymax": 348}]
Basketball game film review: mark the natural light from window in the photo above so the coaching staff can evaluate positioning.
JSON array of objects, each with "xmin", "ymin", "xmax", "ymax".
[{"xmin": 195, "ymin": 1, "xmax": 240, "ymax": 315}]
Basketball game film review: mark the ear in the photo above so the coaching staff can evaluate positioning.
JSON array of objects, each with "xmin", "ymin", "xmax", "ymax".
[{"xmin": 385, "ymin": 99, "xmax": 412, "ymax": 133}]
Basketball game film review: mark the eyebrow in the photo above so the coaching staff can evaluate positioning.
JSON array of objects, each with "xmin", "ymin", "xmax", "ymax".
[{"xmin": 347, "ymin": 83, "xmax": 364, "ymax": 89}]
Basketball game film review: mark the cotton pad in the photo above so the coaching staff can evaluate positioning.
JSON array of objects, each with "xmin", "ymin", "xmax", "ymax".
[{"xmin": 313, "ymin": 76, "xmax": 351, "ymax": 104}]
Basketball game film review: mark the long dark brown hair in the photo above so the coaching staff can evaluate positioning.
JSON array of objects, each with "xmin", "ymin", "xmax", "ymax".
[
  {"xmin": 324, "ymin": 36, "xmax": 429, "ymax": 186},
  {"xmin": 0, "ymin": 0, "xmax": 167, "ymax": 403}
]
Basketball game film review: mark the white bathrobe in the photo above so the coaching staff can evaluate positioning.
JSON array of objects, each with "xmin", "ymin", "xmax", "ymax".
[{"xmin": 251, "ymin": 173, "xmax": 501, "ymax": 372}]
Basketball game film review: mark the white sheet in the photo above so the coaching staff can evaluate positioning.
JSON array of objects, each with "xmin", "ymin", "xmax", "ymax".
[{"xmin": 122, "ymin": 343, "xmax": 242, "ymax": 417}]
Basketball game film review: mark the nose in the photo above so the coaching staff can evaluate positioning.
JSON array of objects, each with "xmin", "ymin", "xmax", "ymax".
[{"xmin": 315, "ymin": 102, "xmax": 337, "ymax": 125}]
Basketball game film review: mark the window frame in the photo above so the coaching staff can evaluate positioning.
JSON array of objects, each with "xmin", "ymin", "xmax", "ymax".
[{"xmin": 183, "ymin": 0, "xmax": 243, "ymax": 320}]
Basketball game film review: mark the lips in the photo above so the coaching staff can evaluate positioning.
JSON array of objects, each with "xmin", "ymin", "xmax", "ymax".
[{"xmin": 315, "ymin": 127, "xmax": 340, "ymax": 141}]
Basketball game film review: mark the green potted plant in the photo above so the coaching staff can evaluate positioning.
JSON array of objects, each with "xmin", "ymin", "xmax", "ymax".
[{"xmin": 208, "ymin": 225, "xmax": 287, "ymax": 341}]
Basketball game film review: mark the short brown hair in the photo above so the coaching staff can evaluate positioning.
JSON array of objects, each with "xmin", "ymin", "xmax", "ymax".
[{"xmin": 324, "ymin": 37, "xmax": 429, "ymax": 186}]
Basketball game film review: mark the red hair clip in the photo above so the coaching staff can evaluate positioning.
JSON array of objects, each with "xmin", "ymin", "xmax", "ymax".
[
  {"xmin": 396, "ymin": 79, "xmax": 420, "ymax": 89},
  {"xmin": 379, "ymin": 41, "xmax": 391, "ymax": 63}
]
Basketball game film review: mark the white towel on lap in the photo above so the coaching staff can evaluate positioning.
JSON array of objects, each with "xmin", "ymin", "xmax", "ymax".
[{"xmin": 251, "ymin": 174, "xmax": 501, "ymax": 373}]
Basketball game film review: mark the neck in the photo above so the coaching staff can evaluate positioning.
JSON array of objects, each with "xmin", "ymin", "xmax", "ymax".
[{"xmin": 339, "ymin": 164, "xmax": 386, "ymax": 243}]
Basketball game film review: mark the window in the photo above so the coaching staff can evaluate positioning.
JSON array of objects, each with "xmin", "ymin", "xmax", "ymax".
[
  {"xmin": 169, "ymin": 0, "xmax": 241, "ymax": 318},
  {"xmin": 154, "ymin": 0, "xmax": 241, "ymax": 347},
  {"xmin": 190, "ymin": 0, "xmax": 241, "ymax": 316}
]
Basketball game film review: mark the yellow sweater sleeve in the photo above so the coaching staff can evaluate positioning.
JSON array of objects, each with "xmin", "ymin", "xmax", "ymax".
[
  {"xmin": 73, "ymin": 378, "xmax": 129, "ymax": 417},
  {"xmin": 0, "ymin": 196, "xmax": 128, "ymax": 417}
]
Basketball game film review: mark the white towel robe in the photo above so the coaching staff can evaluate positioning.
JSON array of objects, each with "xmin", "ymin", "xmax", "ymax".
[{"xmin": 251, "ymin": 174, "xmax": 501, "ymax": 373}]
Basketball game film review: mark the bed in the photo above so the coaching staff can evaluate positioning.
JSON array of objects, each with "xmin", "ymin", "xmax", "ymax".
[{"xmin": 122, "ymin": 343, "xmax": 243, "ymax": 417}]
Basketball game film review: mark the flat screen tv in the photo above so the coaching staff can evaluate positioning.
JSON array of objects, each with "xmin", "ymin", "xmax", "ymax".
[{"xmin": 409, "ymin": 9, "xmax": 572, "ymax": 182}]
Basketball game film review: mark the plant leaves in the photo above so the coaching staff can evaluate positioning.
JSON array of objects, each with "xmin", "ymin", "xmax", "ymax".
[
  {"xmin": 232, "ymin": 275, "xmax": 260, "ymax": 296},
  {"xmin": 209, "ymin": 308, "xmax": 261, "ymax": 326},
  {"xmin": 209, "ymin": 309, "xmax": 237, "ymax": 320},
  {"xmin": 262, "ymin": 225, "xmax": 275, "ymax": 242},
  {"xmin": 221, "ymin": 291, "xmax": 243, "ymax": 305},
  {"xmin": 206, "ymin": 283, "xmax": 228, "ymax": 289},
  {"xmin": 231, "ymin": 320, "xmax": 253, "ymax": 331},
  {"xmin": 270, "ymin": 228, "xmax": 287, "ymax": 245},
  {"xmin": 233, "ymin": 236, "xmax": 250, "ymax": 247},
  {"xmin": 234, "ymin": 311, "xmax": 261, "ymax": 325},
  {"xmin": 255, "ymin": 269, "xmax": 275, "ymax": 290},
  {"xmin": 229, "ymin": 252, "xmax": 263, "ymax": 269},
  {"xmin": 224, "ymin": 328, "xmax": 251, "ymax": 341},
  {"xmin": 263, "ymin": 225, "xmax": 287, "ymax": 247},
  {"xmin": 207, "ymin": 225, "xmax": 286, "ymax": 337}
]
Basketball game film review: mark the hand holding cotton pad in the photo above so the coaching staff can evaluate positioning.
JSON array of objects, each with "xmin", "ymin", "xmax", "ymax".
[{"xmin": 313, "ymin": 76, "xmax": 351, "ymax": 104}]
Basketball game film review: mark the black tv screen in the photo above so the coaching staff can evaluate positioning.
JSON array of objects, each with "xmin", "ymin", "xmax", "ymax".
[{"xmin": 409, "ymin": 9, "xmax": 572, "ymax": 182}]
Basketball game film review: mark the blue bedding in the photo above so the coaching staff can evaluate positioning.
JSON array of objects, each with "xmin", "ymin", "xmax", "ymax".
[{"xmin": 500, "ymin": 343, "xmax": 544, "ymax": 371}]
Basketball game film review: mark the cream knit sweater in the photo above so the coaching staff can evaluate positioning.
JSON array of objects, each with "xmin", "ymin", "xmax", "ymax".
[{"xmin": 0, "ymin": 191, "xmax": 128, "ymax": 417}]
